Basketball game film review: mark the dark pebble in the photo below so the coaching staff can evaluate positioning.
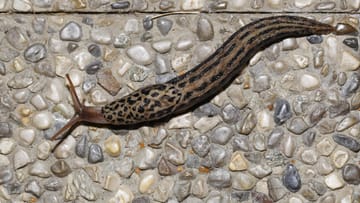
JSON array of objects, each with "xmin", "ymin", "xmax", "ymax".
[
  {"xmin": 0, "ymin": 122, "xmax": 11, "ymax": 138},
  {"xmin": 333, "ymin": 134, "xmax": 360, "ymax": 152},
  {"xmin": 143, "ymin": 16, "xmax": 153, "ymax": 30},
  {"xmin": 343, "ymin": 38, "xmax": 358, "ymax": 51},
  {"xmin": 231, "ymin": 191, "xmax": 250, "ymax": 202},
  {"xmin": 24, "ymin": 43, "xmax": 47, "ymax": 63},
  {"xmin": 282, "ymin": 164, "xmax": 301, "ymax": 192},
  {"xmin": 329, "ymin": 101, "xmax": 350, "ymax": 118},
  {"xmin": 274, "ymin": 99, "xmax": 292, "ymax": 124},
  {"xmin": 267, "ymin": 127, "xmax": 284, "ymax": 148},
  {"xmin": 341, "ymin": 72, "xmax": 360, "ymax": 97},
  {"xmin": 0, "ymin": 167, "xmax": 13, "ymax": 184},
  {"xmin": 67, "ymin": 42, "xmax": 78, "ymax": 53},
  {"xmin": 157, "ymin": 18, "xmax": 173, "ymax": 36},
  {"xmin": 88, "ymin": 44, "xmax": 101, "ymax": 57},
  {"xmin": 306, "ymin": 35, "xmax": 323, "ymax": 44},
  {"xmin": 111, "ymin": 1, "xmax": 130, "ymax": 9},
  {"xmin": 132, "ymin": 196, "xmax": 151, "ymax": 203},
  {"xmin": 303, "ymin": 131, "xmax": 316, "ymax": 146},
  {"xmin": 0, "ymin": 62, "xmax": 5, "ymax": 75},
  {"xmin": 85, "ymin": 61, "xmax": 103, "ymax": 75},
  {"xmin": 50, "ymin": 160, "xmax": 72, "ymax": 177},
  {"xmin": 88, "ymin": 144, "xmax": 104, "ymax": 163},
  {"xmin": 75, "ymin": 135, "xmax": 88, "ymax": 158},
  {"xmin": 342, "ymin": 164, "xmax": 360, "ymax": 185}
]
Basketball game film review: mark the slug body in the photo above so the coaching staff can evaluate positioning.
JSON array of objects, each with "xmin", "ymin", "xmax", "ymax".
[{"xmin": 51, "ymin": 15, "xmax": 357, "ymax": 141}]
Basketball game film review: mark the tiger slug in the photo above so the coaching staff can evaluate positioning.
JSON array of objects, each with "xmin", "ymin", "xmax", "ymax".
[{"xmin": 51, "ymin": 15, "xmax": 357, "ymax": 142}]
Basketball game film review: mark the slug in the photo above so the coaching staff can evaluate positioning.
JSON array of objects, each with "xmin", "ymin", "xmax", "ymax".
[{"xmin": 51, "ymin": 15, "xmax": 357, "ymax": 142}]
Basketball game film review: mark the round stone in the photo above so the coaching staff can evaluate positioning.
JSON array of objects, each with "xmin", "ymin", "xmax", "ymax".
[
  {"xmin": 13, "ymin": 149, "xmax": 31, "ymax": 169},
  {"xmin": 191, "ymin": 135, "xmax": 210, "ymax": 157},
  {"xmin": 229, "ymin": 151, "xmax": 248, "ymax": 171},
  {"xmin": 325, "ymin": 172, "xmax": 344, "ymax": 189},
  {"xmin": 342, "ymin": 164, "xmax": 360, "ymax": 185},
  {"xmin": 59, "ymin": 21, "xmax": 82, "ymax": 41},
  {"xmin": 300, "ymin": 73, "xmax": 320, "ymax": 90},
  {"xmin": 50, "ymin": 160, "xmax": 71, "ymax": 177},
  {"xmin": 32, "ymin": 111, "xmax": 54, "ymax": 130},
  {"xmin": 207, "ymin": 168, "xmax": 231, "ymax": 188},
  {"xmin": 196, "ymin": 16, "xmax": 214, "ymax": 41},
  {"xmin": 104, "ymin": 135, "xmax": 121, "ymax": 157},
  {"xmin": 24, "ymin": 43, "xmax": 47, "ymax": 62},
  {"xmin": 274, "ymin": 99, "xmax": 292, "ymax": 124},
  {"xmin": 282, "ymin": 164, "xmax": 301, "ymax": 192},
  {"xmin": 88, "ymin": 144, "xmax": 104, "ymax": 163},
  {"xmin": 126, "ymin": 45, "xmax": 153, "ymax": 65},
  {"xmin": 157, "ymin": 18, "xmax": 173, "ymax": 36}
]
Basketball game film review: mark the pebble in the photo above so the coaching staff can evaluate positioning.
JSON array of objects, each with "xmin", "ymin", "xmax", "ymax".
[
  {"xmin": 88, "ymin": 144, "xmax": 104, "ymax": 163},
  {"xmin": 332, "ymin": 134, "xmax": 360, "ymax": 152},
  {"xmin": 51, "ymin": 160, "xmax": 71, "ymax": 177},
  {"xmin": 111, "ymin": 1, "xmax": 130, "ymax": 9},
  {"xmin": 24, "ymin": 43, "xmax": 47, "ymax": 63},
  {"xmin": 126, "ymin": 45, "xmax": 153, "ymax": 65},
  {"xmin": 109, "ymin": 186, "xmax": 134, "ymax": 203},
  {"xmin": 316, "ymin": 157, "xmax": 334, "ymax": 175},
  {"xmin": 253, "ymin": 75, "xmax": 271, "ymax": 92},
  {"xmin": 207, "ymin": 168, "xmax": 231, "ymax": 188},
  {"xmin": 191, "ymin": 176, "xmax": 208, "ymax": 198},
  {"xmin": 268, "ymin": 177, "xmax": 287, "ymax": 201},
  {"xmin": 129, "ymin": 65, "xmax": 150, "ymax": 82},
  {"xmin": 154, "ymin": 54, "xmax": 170, "ymax": 74},
  {"xmin": 300, "ymin": 185, "xmax": 319, "ymax": 201},
  {"xmin": 191, "ymin": 135, "xmax": 210, "ymax": 157},
  {"xmin": 25, "ymin": 180, "xmax": 42, "ymax": 197},
  {"xmin": 232, "ymin": 172, "xmax": 256, "ymax": 190},
  {"xmin": 44, "ymin": 177, "xmax": 63, "ymax": 191},
  {"xmin": 283, "ymin": 134, "xmax": 296, "ymax": 157},
  {"xmin": 329, "ymin": 101, "xmax": 350, "ymax": 118},
  {"xmin": 157, "ymin": 18, "xmax": 173, "ymax": 36},
  {"xmin": 235, "ymin": 109, "xmax": 257, "ymax": 135},
  {"xmin": 197, "ymin": 16, "xmax": 214, "ymax": 41},
  {"xmin": 32, "ymin": 111, "xmax": 54, "ymax": 130},
  {"xmin": 0, "ymin": 46, "xmax": 19, "ymax": 62},
  {"xmin": 306, "ymin": 35, "xmax": 323, "ymax": 44},
  {"xmin": 133, "ymin": 196, "xmax": 151, "ymax": 203},
  {"xmin": 152, "ymin": 40, "xmax": 172, "ymax": 54},
  {"xmin": 315, "ymin": 2, "xmax": 336, "ymax": 10},
  {"xmin": 136, "ymin": 147, "xmax": 158, "ymax": 169},
  {"xmin": 0, "ymin": 123, "xmax": 11, "ymax": 138},
  {"xmin": 29, "ymin": 161, "xmax": 51, "ymax": 178},
  {"xmin": 18, "ymin": 128, "xmax": 36, "ymax": 145},
  {"xmin": 331, "ymin": 149, "xmax": 348, "ymax": 168},
  {"xmin": 153, "ymin": 177, "xmax": 174, "ymax": 202},
  {"xmin": 90, "ymin": 28, "xmax": 112, "ymax": 44},
  {"xmin": 115, "ymin": 157, "xmax": 134, "ymax": 178},
  {"xmin": 7, "ymin": 71, "xmax": 34, "ymax": 89},
  {"xmin": 103, "ymin": 135, "xmax": 121, "ymax": 157},
  {"xmin": 0, "ymin": 138, "xmax": 15, "ymax": 155},
  {"xmin": 174, "ymin": 180, "xmax": 191, "ymax": 201},
  {"xmin": 210, "ymin": 126, "xmax": 233, "ymax": 145},
  {"xmin": 316, "ymin": 137, "xmax": 336, "ymax": 156},
  {"xmin": 301, "ymin": 149, "xmax": 318, "ymax": 165},
  {"xmin": 36, "ymin": 140, "xmax": 51, "ymax": 160},
  {"xmin": 139, "ymin": 171, "xmax": 157, "ymax": 194},
  {"xmin": 267, "ymin": 127, "xmax": 284, "ymax": 148},
  {"xmin": 165, "ymin": 142, "xmax": 185, "ymax": 165},
  {"xmin": 340, "ymin": 51, "xmax": 360, "ymax": 71},
  {"xmin": 73, "ymin": 170, "xmax": 96, "ymax": 201},
  {"xmin": 54, "ymin": 136, "xmax": 76, "ymax": 159},
  {"xmin": 248, "ymin": 163, "xmax": 272, "ymax": 178},
  {"xmin": 229, "ymin": 151, "xmax": 248, "ymax": 171},
  {"xmin": 13, "ymin": 0, "xmax": 32, "ymax": 11},
  {"xmin": 30, "ymin": 94, "xmax": 48, "ymax": 110},
  {"xmin": 114, "ymin": 33, "xmax": 131, "ymax": 48},
  {"xmin": 6, "ymin": 27, "xmax": 28, "ymax": 50},
  {"xmin": 300, "ymin": 73, "xmax": 320, "ymax": 90},
  {"xmin": 342, "ymin": 164, "xmax": 360, "ymax": 185},
  {"xmin": 274, "ymin": 99, "xmax": 292, "ymax": 124},
  {"xmin": 0, "ymin": 167, "xmax": 13, "ymax": 184},
  {"xmin": 181, "ymin": 0, "xmax": 204, "ymax": 10},
  {"xmin": 232, "ymin": 136, "xmax": 249, "ymax": 152},
  {"xmin": 60, "ymin": 21, "xmax": 82, "ymax": 41},
  {"xmin": 97, "ymin": 68, "xmax": 121, "ymax": 96},
  {"xmin": 210, "ymin": 144, "xmax": 227, "ymax": 167},
  {"xmin": 282, "ymin": 164, "xmax": 301, "ymax": 192},
  {"xmin": 13, "ymin": 149, "xmax": 31, "ymax": 169},
  {"xmin": 13, "ymin": 89, "xmax": 30, "ymax": 103},
  {"xmin": 341, "ymin": 73, "xmax": 360, "ymax": 97},
  {"xmin": 287, "ymin": 117, "xmax": 308, "ymax": 134},
  {"xmin": 75, "ymin": 135, "xmax": 88, "ymax": 158},
  {"xmin": 343, "ymin": 38, "xmax": 358, "ymax": 51},
  {"xmin": 175, "ymin": 36, "xmax": 194, "ymax": 51},
  {"xmin": 194, "ymin": 116, "xmax": 221, "ymax": 133},
  {"xmin": 325, "ymin": 172, "xmax": 345, "ymax": 189}
]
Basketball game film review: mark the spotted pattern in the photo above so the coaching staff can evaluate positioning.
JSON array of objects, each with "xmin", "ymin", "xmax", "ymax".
[{"xmin": 101, "ymin": 16, "xmax": 337, "ymax": 125}]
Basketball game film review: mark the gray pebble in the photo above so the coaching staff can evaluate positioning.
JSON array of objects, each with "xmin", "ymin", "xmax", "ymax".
[
  {"xmin": 88, "ymin": 144, "xmax": 104, "ymax": 163},
  {"xmin": 133, "ymin": 196, "xmax": 151, "ymax": 203},
  {"xmin": 75, "ymin": 135, "xmax": 88, "ymax": 158},
  {"xmin": 154, "ymin": 54, "xmax": 170, "ymax": 74},
  {"xmin": 329, "ymin": 101, "xmax": 350, "ymax": 118},
  {"xmin": 274, "ymin": 99, "xmax": 292, "ymax": 125},
  {"xmin": 159, "ymin": 0, "xmax": 175, "ymax": 10},
  {"xmin": 0, "ymin": 167, "xmax": 13, "ymax": 184},
  {"xmin": 111, "ymin": 1, "xmax": 130, "ymax": 9},
  {"xmin": 315, "ymin": 2, "xmax": 336, "ymax": 10},
  {"xmin": 337, "ymin": 72, "xmax": 347, "ymax": 86},
  {"xmin": 59, "ymin": 21, "xmax": 82, "ymax": 42},
  {"xmin": 158, "ymin": 157, "xmax": 176, "ymax": 176},
  {"xmin": 185, "ymin": 154, "xmax": 200, "ymax": 169},
  {"xmin": 333, "ymin": 134, "xmax": 360, "ymax": 152},
  {"xmin": 33, "ymin": 0, "xmax": 53, "ymax": 8},
  {"xmin": 88, "ymin": 44, "xmax": 101, "ymax": 57},
  {"xmin": 6, "ymin": 27, "xmax": 28, "ymax": 50},
  {"xmin": 50, "ymin": 160, "xmax": 71, "ymax": 177},
  {"xmin": 235, "ymin": 109, "xmax": 256, "ymax": 135},
  {"xmin": 343, "ymin": 38, "xmax": 358, "ymax": 51},
  {"xmin": 82, "ymin": 78, "xmax": 97, "ymax": 93},
  {"xmin": 143, "ymin": 16, "xmax": 153, "ymax": 30},
  {"xmin": 303, "ymin": 131, "xmax": 316, "ymax": 146},
  {"xmin": 309, "ymin": 105, "xmax": 326, "ymax": 124},
  {"xmin": 287, "ymin": 117, "xmax": 308, "ymax": 135},
  {"xmin": 0, "ymin": 62, "xmax": 5, "ymax": 75},
  {"xmin": 7, "ymin": 71, "xmax": 34, "ymax": 89},
  {"xmin": 97, "ymin": 68, "xmax": 122, "ymax": 96},
  {"xmin": 141, "ymin": 31, "xmax": 153, "ymax": 42},
  {"xmin": 85, "ymin": 60, "xmax": 103, "ymax": 75},
  {"xmin": 114, "ymin": 33, "xmax": 131, "ymax": 48},
  {"xmin": 129, "ymin": 65, "xmax": 150, "ymax": 82},
  {"xmin": 221, "ymin": 103, "xmax": 238, "ymax": 123},
  {"xmin": 4, "ymin": 182, "xmax": 21, "ymax": 195},
  {"xmin": 210, "ymin": 126, "xmax": 233, "ymax": 145},
  {"xmin": 342, "ymin": 164, "xmax": 360, "ymax": 185},
  {"xmin": 25, "ymin": 180, "xmax": 42, "ymax": 197},
  {"xmin": 32, "ymin": 17, "xmax": 46, "ymax": 34},
  {"xmin": 35, "ymin": 60, "xmax": 55, "ymax": 77},
  {"xmin": 251, "ymin": 0, "xmax": 264, "ymax": 9},
  {"xmin": 267, "ymin": 127, "xmax": 284, "ymax": 148},
  {"xmin": 82, "ymin": 17, "xmax": 94, "ymax": 27},
  {"xmin": 157, "ymin": 18, "xmax": 173, "ymax": 36},
  {"xmin": 0, "ymin": 46, "xmax": 20, "ymax": 62},
  {"xmin": 309, "ymin": 180, "xmax": 327, "ymax": 195},
  {"xmin": 210, "ymin": 144, "xmax": 227, "ymax": 167},
  {"xmin": 194, "ymin": 103, "xmax": 219, "ymax": 117},
  {"xmin": 133, "ymin": 0, "xmax": 147, "ymax": 10},
  {"xmin": 67, "ymin": 42, "xmax": 79, "ymax": 53},
  {"xmin": 207, "ymin": 168, "xmax": 231, "ymax": 188},
  {"xmin": 44, "ymin": 178, "xmax": 63, "ymax": 191},
  {"xmin": 155, "ymin": 73, "xmax": 176, "ymax": 83},
  {"xmin": 268, "ymin": 177, "xmax": 287, "ymax": 201},
  {"xmin": 253, "ymin": 74, "xmax": 271, "ymax": 92},
  {"xmin": 282, "ymin": 164, "xmax": 301, "ymax": 192},
  {"xmin": 24, "ymin": 43, "xmax": 47, "ymax": 63},
  {"xmin": 191, "ymin": 135, "xmax": 210, "ymax": 157},
  {"xmin": 232, "ymin": 136, "xmax": 249, "ymax": 152},
  {"xmin": 174, "ymin": 180, "xmax": 191, "ymax": 201},
  {"xmin": 306, "ymin": 35, "xmax": 323, "ymax": 44},
  {"xmin": 197, "ymin": 16, "xmax": 214, "ymax": 41},
  {"xmin": 300, "ymin": 185, "xmax": 319, "ymax": 201},
  {"xmin": 0, "ymin": 122, "xmax": 11, "ymax": 138},
  {"xmin": 341, "ymin": 73, "xmax": 360, "ymax": 97},
  {"xmin": 231, "ymin": 191, "xmax": 250, "ymax": 202}
]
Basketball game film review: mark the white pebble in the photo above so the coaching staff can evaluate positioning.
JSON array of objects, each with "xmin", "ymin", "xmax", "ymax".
[
  {"xmin": 194, "ymin": 116, "xmax": 221, "ymax": 133},
  {"xmin": 127, "ymin": 45, "xmax": 153, "ymax": 65},
  {"xmin": 18, "ymin": 128, "xmax": 36, "ymax": 145},
  {"xmin": 331, "ymin": 149, "xmax": 349, "ymax": 168},
  {"xmin": 0, "ymin": 0, "xmax": 6, "ymax": 9},
  {"xmin": 37, "ymin": 141, "xmax": 51, "ymax": 160},
  {"xmin": 54, "ymin": 136, "xmax": 76, "ymax": 159},
  {"xmin": 171, "ymin": 53, "xmax": 191, "ymax": 72},
  {"xmin": 175, "ymin": 36, "xmax": 194, "ymax": 51},
  {"xmin": 294, "ymin": 0, "xmax": 313, "ymax": 8},
  {"xmin": 109, "ymin": 186, "xmax": 134, "ymax": 203},
  {"xmin": 152, "ymin": 40, "xmax": 172, "ymax": 54},
  {"xmin": 289, "ymin": 197, "xmax": 303, "ymax": 203},
  {"xmin": 195, "ymin": 44, "xmax": 214, "ymax": 63},
  {"xmin": 90, "ymin": 89, "xmax": 108, "ymax": 105},
  {"xmin": 44, "ymin": 78, "xmax": 65, "ymax": 103},
  {"xmin": 301, "ymin": 149, "xmax": 318, "ymax": 165},
  {"xmin": 12, "ymin": 89, "xmax": 29, "ymax": 103},
  {"xmin": 67, "ymin": 69, "xmax": 83, "ymax": 87},
  {"xmin": 72, "ymin": 49, "xmax": 95, "ymax": 70},
  {"xmin": 249, "ymin": 51, "xmax": 262, "ymax": 66},
  {"xmin": 29, "ymin": 161, "xmax": 51, "ymax": 178},
  {"xmin": 293, "ymin": 54, "xmax": 309, "ymax": 68},
  {"xmin": 168, "ymin": 113, "xmax": 193, "ymax": 129},
  {"xmin": 32, "ymin": 111, "xmax": 54, "ymax": 130},
  {"xmin": 282, "ymin": 38, "xmax": 298, "ymax": 50},
  {"xmin": 300, "ymin": 73, "xmax": 320, "ymax": 90},
  {"xmin": 316, "ymin": 137, "xmax": 336, "ymax": 156},
  {"xmin": 326, "ymin": 36, "xmax": 338, "ymax": 59},
  {"xmin": 325, "ymin": 172, "xmax": 344, "ymax": 189},
  {"xmin": 13, "ymin": 0, "xmax": 32, "ymax": 11},
  {"xmin": 257, "ymin": 110, "xmax": 274, "ymax": 131},
  {"xmin": 181, "ymin": 0, "xmax": 205, "ymax": 10},
  {"xmin": 230, "ymin": 0, "xmax": 247, "ymax": 8},
  {"xmin": 49, "ymin": 37, "xmax": 67, "ymax": 53},
  {"xmin": 13, "ymin": 149, "xmax": 31, "ymax": 169},
  {"xmin": 55, "ymin": 55, "xmax": 73, "ymax": 77},
  {"xmin": 90, "ymin": 28, "xmax": 112, "ymax": 44},
  {"xmin": 283, "ymin": 135, "xmax": 296, "ymax": 157},
  {"xmin": 348, "ymin": 0, "xmax": 360, "ymax": 10},
  {"xmin": 340, "ymin": 51, "xmax": 360, "ymax": 71},
  {"xmin": 139, "ymin": 171, "xmax": 157, "ymax": 194},
  {"xmin": 30, "ymin": 94, "xmax": 48, "ymax": 110},
  {"xmin": 0, "ymin": 138, "xmax": 16, "ymax": 155}
]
